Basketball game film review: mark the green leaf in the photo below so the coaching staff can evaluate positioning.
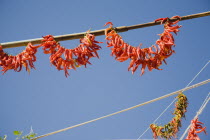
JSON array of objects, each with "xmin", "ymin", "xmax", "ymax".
[
  {"xmin": 3, "ymin": 135, "xmax": 7, "ymax": 140},
  {"xmin": 28, "ymin": 133, "xmax": 36, "ymax": 138},
  {"xmin": 21, "ymin": 133, "xmax": 36, "ymax": 140},
  {"xmin": 13, "ymin": 131, "xmax": 22, "ymax": 136},
  {"xmin": 0, "ymin": 135, "xmax": 7, "ymax": 140}
]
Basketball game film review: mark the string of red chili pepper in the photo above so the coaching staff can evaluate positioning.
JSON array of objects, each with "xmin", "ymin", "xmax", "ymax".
[
  {"xmin": 40, "ymin": 32, "xmax": 102, "ymax": 77},
  {"xmin": 185, "ymin": 117, "xmax": 207, "ymax": 140},
  {"xmin": 1, "ymin": 16, "xmax": 181, "ymax": 76},
  {"xmin": 0, "ymin": 32, "xmax": 102, "ymax": 77},
  {"xmin": 150, "ymin": 93, "xmax": 188, "ymax": 139},
  {"xmin": 104, "ymin": 16, "xmax": 181, "ymax": 75},
  {"xmin": 0, "ymin": 43, "xmax": 39, "ymax": 74}
]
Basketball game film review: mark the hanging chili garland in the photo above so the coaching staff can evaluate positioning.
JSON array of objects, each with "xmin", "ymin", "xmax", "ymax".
[
  {"xmin": 0, "ymin": 43, "xmax": 39, "ymax": 74},
  {"xmin": 0, "ymin": 16, "xmax": 181, "ymax": 77},
  {"xmin": 41, "ymin": 33, "xmax": 102, "ymax": 77},
  {"xmin": 150, "ymin": 93, "xmax": 188, "ymax": 139},
  {"xmin": 0, "ymin": 13, "xmax": 209, "ymax": 140},
  {"xmin": 0, "ymin": 32, "xmax": 102, "ymax": 77},
  {"xmin": 104, "ymin": 16, "xmax": 181, "ymax": 75},
  {"xmin": 185, "ymin": 117, "xmax": 207, "ymax": 140}
]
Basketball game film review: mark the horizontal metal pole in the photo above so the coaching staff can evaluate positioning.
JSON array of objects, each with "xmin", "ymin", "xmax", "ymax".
[{"xmin": 1, "ymin": 11, "xmax": 210, "ymax": 49}]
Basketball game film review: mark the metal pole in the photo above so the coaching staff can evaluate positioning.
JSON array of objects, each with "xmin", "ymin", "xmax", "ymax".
[{"xmin": 1, "ymin": 11, "xmax": 210, "ymax": 49}]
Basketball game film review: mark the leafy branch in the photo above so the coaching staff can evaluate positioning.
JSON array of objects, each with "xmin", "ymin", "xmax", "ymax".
[{"xmin": 0, "ymin": 129, "xmax": 36, "ymax": 140}]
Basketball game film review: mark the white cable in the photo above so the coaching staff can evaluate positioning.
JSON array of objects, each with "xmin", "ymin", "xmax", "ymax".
[
  {"xmin": 196, "ymin": 93, "xmax": 210, "ymax": 117},
  {"xmin": 137, "ymin": 98, "xmax": 176, "ymax": 139},
  {"xmin": 185, "ymin": 61, "xmax": 210, "ymax": 88},
  {"xmin": 31, "ymin": 79, "xmax": 210, "ymax": 140},
  {"xmin": 179, "ymin": 92, "xmax": 210, "ymax": 140},
  {"xmin": 137, "ymin": 60, "xmax": 210, "ymax": 139}
]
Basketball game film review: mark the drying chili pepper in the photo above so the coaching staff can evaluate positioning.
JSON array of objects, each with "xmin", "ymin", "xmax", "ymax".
[
  {"xmin": 150, "ymin": 92, "xmax": 188, "ymax": 139},
  {"xmin": 185, "ymin": 117, "xmax": 207, "ymax": 140},
  {"xmin": 104, "ymin": 16, "xmax": 181, "ymax": 75},
  {"xmin": 1, "ymin": 16, "xmax": 181, "ymax": 76},
  {"xmin": 0, "ymin": 43, "xmax": 39, "ymax": 74},
  {"xmin": 0, "ymin": 32, "xmax": 101, "ymax": 77},
  {"xmin": 40, "ymin": 32, "xmax": 102, "ymax": 77}
]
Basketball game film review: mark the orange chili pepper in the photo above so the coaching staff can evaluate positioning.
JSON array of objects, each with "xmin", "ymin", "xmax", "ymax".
[
  {"xmin": 104, "ymin": 16, "xmax": 181, "ymax": 76},
  {"xmin": 40, "ymin": 32, "xmax": 102, "ymax": 77}
]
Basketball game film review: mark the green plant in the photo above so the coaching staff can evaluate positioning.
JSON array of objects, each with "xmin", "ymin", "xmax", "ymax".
[
  {"xmin": 0, "ymin": 135, "xmax": 7, "ymax": 140},
  {"xmin": 0, "ymin": 129, "xmax": 36, "ymax": 140},
  {"xmin": 14, "ymin": 130, "xmax": 36, "ymax": 140}
]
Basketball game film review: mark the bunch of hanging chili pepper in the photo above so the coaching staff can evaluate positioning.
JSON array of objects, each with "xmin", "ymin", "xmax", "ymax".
[
  {"xmin": 104, "ymin": 16, "xmax": 181, "ymax": 75},
  {"xmin": 41, "ymin": 33, "xmax": 102, "ymax": 77},
  {"xmin": 0, "ymin": 43, "xmax": 39, "ymax": 74},
  {"xmin": 185, "ymin": 117, "xmax": 207, "ymax": 140},
  {"xmin": 0, "ymin": 32, "xmax": 102, "ymax": 77},
  {"xmin": 150, "ymin": 93, "xmax": 188, "ymax": 139}
]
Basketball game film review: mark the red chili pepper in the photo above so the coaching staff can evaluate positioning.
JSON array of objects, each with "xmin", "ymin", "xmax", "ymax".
[
  {"xmin": 185, "ymin": 117, "xmax": 207, "ymax": 140},
  {"xmin": 40, "ymin": 32, "xmax": 102, "ymax": 77},
  {"xmin": 104, "ymin": 16, "xmax": 181, "ymax": 76},
  {"xmin": 0, "ymin": 42, "xmax": 39, "ymax": 74}
]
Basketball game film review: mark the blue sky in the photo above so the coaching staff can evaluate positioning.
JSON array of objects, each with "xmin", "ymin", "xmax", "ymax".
[{"xmin": 0, "ymin": 0, "xmax": 210, "ymax": 140}]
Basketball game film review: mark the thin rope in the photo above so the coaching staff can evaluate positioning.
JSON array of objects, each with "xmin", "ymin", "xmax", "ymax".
[
  {"xmin": 185, "ymin": 61, "xmax": 210, "ymax": 88},
  {"xmin": 136, "ymin": 60, "xmax": 210, "ymax": 139},
  {"xmin": 137, "ymin": 99, "xmax": 176, "ymax": 139},
  {"xmin": 31, "ymin": 79, "xmax": 210, "ymax": 140},
  {"xmin": 179, "ymin": 92, "xmax": 210, "ymax": 140},
  {"xmin": 1, "ymin": 11, "xmax": 210, "ymax": 49},
  {"xmin": 198, "ymin": 92, "xmax": 210, "ymax": 113}
]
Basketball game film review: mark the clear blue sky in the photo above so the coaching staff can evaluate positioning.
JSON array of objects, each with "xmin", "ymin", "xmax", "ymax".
[{"xmin": 0, "ymin": 0, "xmax": 210, "ymax": 140}]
